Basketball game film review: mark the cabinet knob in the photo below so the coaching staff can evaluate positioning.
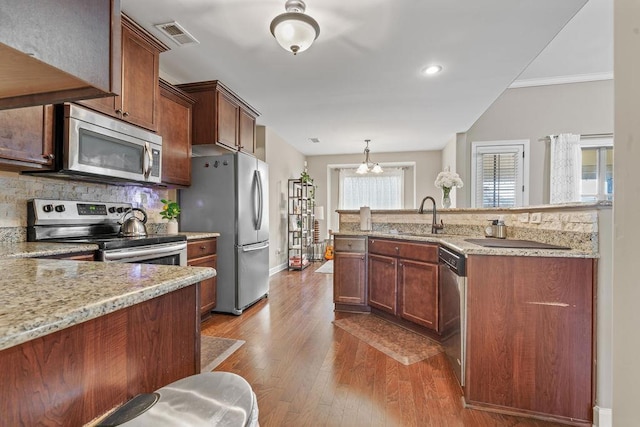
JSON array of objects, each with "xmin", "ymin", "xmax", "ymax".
[
  {"xmin": 122, "ymin": 111, "xmax": 130, "ymax": 117},
  {"xmin": 43, "ymin": 153, "xmax": 55, "ymax": 160},
  {"xmin": 347, "ymin": 243, "xmax": 352, "ymax": 247},
  {"xmin": 200, "ymin": 245, "xmax": 206, "ymax": 250},
  {"xmin": 395, "ymin": 247, "xmax": 399, "ymax": 252},
  {"xmin": 115, "ymin": 109, "xmax": 123, "ymax": 115}
]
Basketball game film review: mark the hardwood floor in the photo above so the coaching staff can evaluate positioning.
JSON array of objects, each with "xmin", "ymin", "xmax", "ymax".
[{"xmin": 201, "ymin": 263, "xmax": 567, "ymax": 427}]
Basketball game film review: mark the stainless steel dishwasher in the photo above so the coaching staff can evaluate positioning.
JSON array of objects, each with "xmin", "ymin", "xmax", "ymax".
[{"xmin": 439, "ymin": 246, "xmax": 467, "ymax": 387}]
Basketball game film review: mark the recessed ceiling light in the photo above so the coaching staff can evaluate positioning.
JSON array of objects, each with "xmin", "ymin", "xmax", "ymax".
[{"xmin": 423, "ymin": 65, "xmax": 443, "ymax": 75}]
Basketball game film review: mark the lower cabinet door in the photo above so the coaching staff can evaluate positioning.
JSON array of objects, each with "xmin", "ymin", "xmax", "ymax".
[
  {"xmin": 399, "ymin": 259, "xmax": 438, "ymax": 330},
  {"xmin": 189, "ymin": 255, "xmax": 217, "ymax": 317},
  {"xmin": 333, "ymin": 252, "xmax": 366, "ymax": 305},
  {"xmin": 368, "ymin": 254, "xmax": 397, "ymax": 314}
]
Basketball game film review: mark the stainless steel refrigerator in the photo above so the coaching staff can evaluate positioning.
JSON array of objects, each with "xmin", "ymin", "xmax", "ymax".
[{"xmin": 179, "ymin": 152, "xmax": 269, "ymax": 315}]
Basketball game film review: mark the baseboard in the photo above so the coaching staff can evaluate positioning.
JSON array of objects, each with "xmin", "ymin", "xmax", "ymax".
[
  {"xmin": 593, "ymin": 406, "xmax": 612, "ymax": 427},
  {"xmin": 269, "ymin": 263, "xmax": 288, "ymax": 276}
]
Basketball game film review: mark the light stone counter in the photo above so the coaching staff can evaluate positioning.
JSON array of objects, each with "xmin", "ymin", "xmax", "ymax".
[
  {"xmin": 0, "ymin": 242, "xmax": 99, "ymax": 259},
  {"xmin": 180, "ymin": 231, "xmax": 221, "ymax": 240},
  {"xmin": 335, "ymin": 231, "xmax": 597, "ymax": 258},
  {"xmin": 0, "ymin": 258, "xmax": 216, "ymax": 351}
]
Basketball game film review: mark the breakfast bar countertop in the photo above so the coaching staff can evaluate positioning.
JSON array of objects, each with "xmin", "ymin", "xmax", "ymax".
[{"xmin": 0, "ymin": 258, "xmax": 216, "ymax": 351}]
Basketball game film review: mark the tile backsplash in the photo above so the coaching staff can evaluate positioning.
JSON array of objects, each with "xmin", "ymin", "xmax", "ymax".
[{"xmin": 0, "ymin": 171, "xmax": 171, "ymax": 242}]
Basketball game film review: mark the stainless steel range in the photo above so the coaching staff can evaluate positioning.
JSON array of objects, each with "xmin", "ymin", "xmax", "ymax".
[{"xmin": 27, "ymin": 199, "xmax": 187, "ymax": 265}]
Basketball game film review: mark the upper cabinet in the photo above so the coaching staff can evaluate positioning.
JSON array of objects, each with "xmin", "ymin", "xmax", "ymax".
[
  {"xmin": 0, "ymin": 105, "xmax": 54, "ymax": 171},
  {"xmin": 0, "ymin": 0, "xmax": 121, "ymax": 110},
  {"xmin": 158, "ymin": 80, "xmax": 195, "ymax": 187},
  {"xmin": 177, "ymin": 80, "xmax": 260, "ymax": 156},
  {"xmin": 80, "ymin": 15, "xmax": 168, "ymax": 132}
]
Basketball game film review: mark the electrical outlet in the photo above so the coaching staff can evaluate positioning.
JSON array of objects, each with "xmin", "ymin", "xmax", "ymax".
[
  {"xmin": 530, "ymin": 212, "xmax": 542, "ymax": 224},
  {"xmin": 518, "ymin": 213, "xmax": 529, "ymax": 223}
]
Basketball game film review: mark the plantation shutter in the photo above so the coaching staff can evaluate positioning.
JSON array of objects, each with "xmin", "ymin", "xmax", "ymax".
[{"xmin": 474, "ymin": 145, "xmax": 524, "ymax": 207}]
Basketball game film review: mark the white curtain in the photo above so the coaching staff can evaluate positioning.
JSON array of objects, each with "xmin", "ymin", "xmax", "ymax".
[
  {"xmin": 549, "ymin": 133, "xmax": 581, "ymax": 204},
  {"xmin": 339, "ymin": 168, "xmax": 404, "ymax": 209}
]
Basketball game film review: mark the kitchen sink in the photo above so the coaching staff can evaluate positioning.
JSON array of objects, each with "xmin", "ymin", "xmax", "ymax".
[{"xmin": 464, "ymin": 238, "xmax": 571, "ymax": 250}]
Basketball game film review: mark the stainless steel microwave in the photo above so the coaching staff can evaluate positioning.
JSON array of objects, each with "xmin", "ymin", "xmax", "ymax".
[{"xmin": 26, "ymin": 104, "xmax": 162, "ymax": 185}]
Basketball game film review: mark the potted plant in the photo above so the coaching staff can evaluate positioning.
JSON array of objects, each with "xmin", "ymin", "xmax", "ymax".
[{"xmin": 160, "ymin": 198, "xmax": 181, "ymax": 234}]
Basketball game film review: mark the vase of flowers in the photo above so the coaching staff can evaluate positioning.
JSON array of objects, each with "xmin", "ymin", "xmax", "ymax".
[
  {"xmin": 160, "ymin": 199, "xmax": 181, "ymax": 234},
  {"xmin": 434, "ymin": 170, "xmax": 463, "ymax": 208}
]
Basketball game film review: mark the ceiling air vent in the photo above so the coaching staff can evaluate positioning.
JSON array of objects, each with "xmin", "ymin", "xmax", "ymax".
[
  {"xmin": 309, "ymin": 138, "xmax": 320, "ymax": 143},
  {"xmin": 154, "ymin": 21, "xmax": 199, "ymax": 46}
]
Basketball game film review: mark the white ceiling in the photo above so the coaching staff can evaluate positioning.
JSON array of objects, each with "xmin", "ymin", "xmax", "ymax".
[{"xmin": 121, "ymin": 0, "xmax": 612, "ymax": 156}]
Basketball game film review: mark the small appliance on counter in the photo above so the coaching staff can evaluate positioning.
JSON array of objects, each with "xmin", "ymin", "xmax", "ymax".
[{"xmin": 484, "ymin": 216, "xmax": 507, "ymax": 239}]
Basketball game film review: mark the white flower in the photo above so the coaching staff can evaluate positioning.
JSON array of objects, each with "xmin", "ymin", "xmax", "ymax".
[{"xmin": 434, "ymin": 171, "xmax": 464, "ymax": 189}]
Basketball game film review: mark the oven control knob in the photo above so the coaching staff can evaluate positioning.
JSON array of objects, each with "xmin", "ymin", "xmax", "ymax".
[
  {"xmin": 54, "ymin": 205, "xmax": 66, "ymax": 213},
  {"xmin": 43, "ymin": 204, "xmax": 54, "ymax": 213},
  {"xmin": 116, "ymin": 207, "xmax": 125, "ymax": 214},
  {"xmin": 108, "ymin": 207, "xmax": 117, "ymax": 214}
]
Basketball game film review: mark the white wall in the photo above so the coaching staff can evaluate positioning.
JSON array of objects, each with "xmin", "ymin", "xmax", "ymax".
[
  {"xmin": 307, "ymin": 150, "xmax": 442, "ymax": 238},
  {"xmin": 260, "ymin": 126, "xmax": 306, "ymax": 271},
  {"xmin": 613, "ymin": 2, "xmax": 640, "ymax": 424},
  {"xmin": 458, "ymin": 80, "xmax": 613, "ymax": 207}
]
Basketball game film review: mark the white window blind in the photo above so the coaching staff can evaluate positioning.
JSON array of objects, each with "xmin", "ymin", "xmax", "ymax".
[
  {"xmin": 472, "ymin": 144, "xmax": 525, "ymax": 208},
  {"xmin": 339, "ymin": 168, "xmax": 404, "ymax": 210}
]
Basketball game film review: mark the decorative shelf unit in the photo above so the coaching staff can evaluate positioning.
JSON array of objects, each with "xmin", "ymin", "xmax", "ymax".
[{"xmin": 288, "ymin": 178, "xmax": 315, "ymax": 270}]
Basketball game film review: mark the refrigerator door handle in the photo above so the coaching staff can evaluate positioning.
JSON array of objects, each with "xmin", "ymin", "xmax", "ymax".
[
  {"xmin": 242, "ymin": 242, "xmax": 269, "ymax": 252},
  {"xmin": 254, "ymin": 170, "xmax": 264, "ymax": 231}
]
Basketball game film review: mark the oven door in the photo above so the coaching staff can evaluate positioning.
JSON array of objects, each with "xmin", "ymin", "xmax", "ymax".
[
  {"xmin": 100, "ymin": 242, "xmax": 187, "ymax": 266},
  {"xmin": 64, "ymin": 104, "xmax": 162, "ymax": 184}
]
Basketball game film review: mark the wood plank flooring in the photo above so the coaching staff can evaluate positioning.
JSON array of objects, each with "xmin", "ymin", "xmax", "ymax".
[{"xmin": 201, "ymin": 263, "xmax": 567, "ymax": 427}]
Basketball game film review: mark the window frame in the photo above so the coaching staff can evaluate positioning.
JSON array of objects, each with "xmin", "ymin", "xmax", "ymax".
[
  {"xmin": 578, "ymin": 137, "xmax": 613, "ymax": 202},
  {"xmin": 471, "ymin": 140, "xmax": 530, "ymax": 208}
]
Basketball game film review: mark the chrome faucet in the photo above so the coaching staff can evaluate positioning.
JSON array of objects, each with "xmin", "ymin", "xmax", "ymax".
[{"xmin": 418, "ymin": 196, "xmax": 444, "ymax": 234}]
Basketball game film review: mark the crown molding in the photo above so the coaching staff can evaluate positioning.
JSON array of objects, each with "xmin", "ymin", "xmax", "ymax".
[{"xmin": 509, "ymin": 72, "xmax": 613, "ymax": 88}]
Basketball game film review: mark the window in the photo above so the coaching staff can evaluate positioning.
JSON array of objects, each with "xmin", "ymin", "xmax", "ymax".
[
  {"xmin": 471, "ymin": 140, "xmax": 529, "ymax": 208},
  {"xmin": 579, "ymin": 138, "xmax": 613, "ymax": 202},
  {"xmin": 339, "ymin": 168, "xmax": 404, "ymax": 209}
]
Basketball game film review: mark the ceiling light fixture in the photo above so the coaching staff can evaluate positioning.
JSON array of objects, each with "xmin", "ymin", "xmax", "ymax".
[
  {"xmin": 356, "ymin": 140, "xmax": 383, "ymax": 174},
  {"xmin": 270, "ymin": 0, "xmax": 320, "ymax": 55},
  {"xmin": 423, "ymin": 65, "xmax": 443, "ymax": 75}
]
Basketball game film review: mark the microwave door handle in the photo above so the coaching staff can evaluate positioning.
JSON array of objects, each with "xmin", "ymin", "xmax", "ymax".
[{"xmin": 143, "ymin": 142, "xmax": 152, "ymax": 179}]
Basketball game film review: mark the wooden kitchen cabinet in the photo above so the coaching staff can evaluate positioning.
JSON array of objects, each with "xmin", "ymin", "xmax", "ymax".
[
  {"xmin": 0, "ymin": 105, "xmax": 54, "ymax": 171},
  {"xmin": 177, "ymin": 80, "xmax": 260, "ymax": 155},
  {"xmin": 187, "ymin": 237, "xmax": 217, "ymax": 320},
  {"xmin": 81, "ymin": 14, "xmax": 167, "ymax": 131},
  {"xmin": 465, "ymin": 255, "xmax": 595, "ymax": 425},
  {"xmin": 368, "ymin": 253, "xmax": 397, "ymax": 314},
  {"xmin": 0, "ymin": 0, "xmax": 121, "ymax": 110},
  {"xmin": 333, "ymin": 236, "xmax": 368, "ymax": 311},
  {"xmin": 158, "ymin": 80, "xmax": 195, "ymax": 186},
  {"xmin": 368, "ymin": 238, "xmax": 440, "ymax": 332}
]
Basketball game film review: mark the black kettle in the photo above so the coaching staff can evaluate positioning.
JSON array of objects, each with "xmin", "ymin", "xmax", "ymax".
[{"xmin": 119, "ymin": 208, "xmax": 148, "ymax": 237}]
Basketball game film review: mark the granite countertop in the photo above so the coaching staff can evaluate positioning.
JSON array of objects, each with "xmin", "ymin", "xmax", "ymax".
[
  {"xmin": 335, "ymin": 231, "xmax": 597, "ymax": 258},
  {"xmin": 0, "ymin": 258, "xmax": 216, "ymax": 351},
  {"xmin": 0, "ymin": 242, "xmax": 100, "ymax": 259},
  {"xmin": 180, "ymin": 232, "xmax": 221, "ymax": 240}
]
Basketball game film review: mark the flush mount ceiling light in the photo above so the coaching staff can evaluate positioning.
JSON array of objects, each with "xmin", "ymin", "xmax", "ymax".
[
  {"xmin": 423, "ymin": 65, "xmax": 443, "ymax": 75},
  {"xmin": 270, "ymin": 0, "xmax": 320, "ymax": 55},
  {"xmin": 356, "ymin": 140, "xmax": 383, "ymax": 174}
]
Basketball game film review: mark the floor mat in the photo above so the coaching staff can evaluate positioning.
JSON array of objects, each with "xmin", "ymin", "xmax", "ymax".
[
  {"xmin": 315, "ymin": 260, "xmax": 333, "ymax": 273},
  {"xmin": 200, "ymin": 335, "xmax": 245, "ymax": 372},
  {"xmin": 333, "ymin": 314, "xmax": 443, "ymax": 365}
]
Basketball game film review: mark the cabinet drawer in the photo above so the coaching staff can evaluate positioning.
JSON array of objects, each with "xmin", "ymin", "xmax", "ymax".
[
  {"xmin": 187, "ymin": 238, "xmax": 217, "ymax": 259},
  {"xmin": 368, "ymin": 238, "xmax": 438, "ymax": 263},
  {"xmin": 334, "ymin": 236, "xmax": 366, "ymax": 253}
]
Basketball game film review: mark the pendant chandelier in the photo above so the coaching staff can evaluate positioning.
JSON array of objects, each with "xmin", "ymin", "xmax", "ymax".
[
  {"xmin": 270, "ymin": 0, "xmax": 320, "ymax": 55},
  {"xmin": 356, "ymin": 140, "xmax": 383, "ymax": 174}
]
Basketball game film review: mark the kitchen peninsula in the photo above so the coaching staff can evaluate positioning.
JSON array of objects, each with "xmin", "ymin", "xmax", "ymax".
[
  {"xmin": 0, "ymin": 254, "xmax": 216, "ymax": 426},
  {"xmin": 333, "ymin": 202, "xmax": 608, "ymax": 426}
]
